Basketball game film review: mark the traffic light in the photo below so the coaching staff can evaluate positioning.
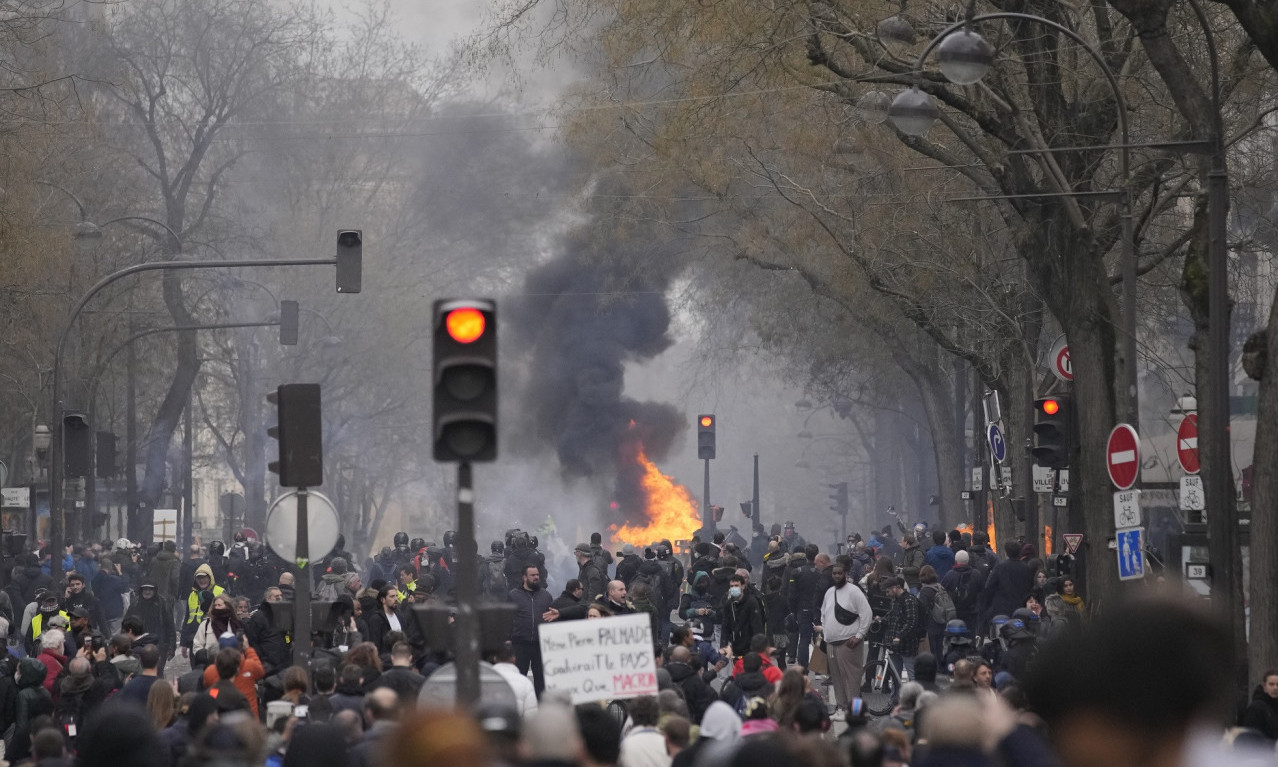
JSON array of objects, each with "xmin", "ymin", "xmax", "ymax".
[
  {"xmin": 63, "ymin": 411, "xmax": 92, "ymax": 478},
  {"xmin": 266, "ymin": 384, "xmax": 323, "ymax": 487},
  {"xmin": 433, "ymin": 299, "xmax": 497, "ymax": 462},
  {"xmin": 336, "ymin": 230, "xmax": 362, "ymax": 294},
  {"xmin": 828, "ymin": 482, "xmax": 849, "ymax": 516},
  {"xmin": 1032, "ymin": 394, "xmax": 1072, "ymax": 469},
  {"xmin": 697, "ymin": 414, "xmax": 716, "ymax": 459},
  {"xmin": 279, "ymin": 300, "xmax": 299, "ymax": 346}
]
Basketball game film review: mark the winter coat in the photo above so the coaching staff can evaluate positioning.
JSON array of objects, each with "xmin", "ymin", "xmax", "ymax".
[
  {"xmin": 577, "ymin": 560, "xmax": 608, "ymax": 605},
  {"xmin": 980, "ymin": 558, "xmax": 1035, "ymax": 624},
  {"xmin": 92, "ymin": 569, "xmax": 131, "ymax": 621},
  {"xmin": 125, "ymin": 593, "xmax": 177, "ymax": 650},
  {"xmin": 615, "ymin": 554, "xmax": 642, "ymax": 587},
  {"xmin": 901, "ymin": 546, "xmax": 926, "ymax": 588},
  {"xmin": 721, "ymin": 592, "xmax": 766, "ymax": 656},
  {"xmin": 244, "ymin": 603, "xmax": 288, "ymax": 674},
  {"xmin": 678, "ymin": 578, "xmax": 720, "ymax": 636},
  {"xmin": 12, "ymin": 657, "xmax": 52, "ymax": 762},
  {"xmin": 1240, "ymin": 687, "xmax": 1278, "ymax": 741},
  {"xmin": 35, "ymin": 649, "xmax": 66, "ymax": 695},
  {"xmin": 924, "ymin": 545, "xmax": 956, "ymax": 580},
  {"xmin": 147, "ymin": 549, "xmax": 182, "ymax": 600},
  {"xmin": 200, "ymin": 645, "xmax": 265, "ymax": 718},
  {"xmin": 881, "ymin": 592, "xmax": 923, "ymax": 656},
  {"xmin": 666, "ymin": 660, "xmax": 716, "ymax": 723},
  {"xmin": 508, "ymin": 586, "xmax": 553, "ymax": 643}
]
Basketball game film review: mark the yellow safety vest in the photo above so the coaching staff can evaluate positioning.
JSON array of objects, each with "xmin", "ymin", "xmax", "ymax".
[
  {"xmin": 186, "ymin": 585, "xmax": 225, "ymax": 624},
  {"xmin": 30, "ymin": 611, "xmax": 69, "ymax": 640}
]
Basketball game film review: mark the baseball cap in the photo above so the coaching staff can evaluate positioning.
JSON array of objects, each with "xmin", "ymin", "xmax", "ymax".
[
  {"xmin": 140, "ymin": 582, "xmax": 156, "ymax": 590},
  {"xmin": 574, "ymin": 543, "xmax": 592, "ymax": 554},
  {"xmin": 40, "ymin": 593, "xmax": 59, "ymax": 606},
  {"xmin": 68, "ymin": 606, "xmax": 90, "ymax": 619},
  {"xmin": 622, "ymin": 543, "xmax": 635, "ymax": 556},
  {"xmin": 218, "ymin": 631, "xmax": 240, "ymax": 649},
  {"xmin": 48, "ymin": 615, "xmax": 69, "ymax": 629}
]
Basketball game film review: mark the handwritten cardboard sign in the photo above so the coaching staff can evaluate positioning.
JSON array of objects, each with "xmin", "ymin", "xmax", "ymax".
[{"xmin": 538, "ymin": 612, "xmax": 658, "ymax": 704}]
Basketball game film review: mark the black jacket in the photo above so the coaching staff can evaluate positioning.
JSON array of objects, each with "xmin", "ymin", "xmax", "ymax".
[
  {"xmin": 125, "ymin": 594, "xmax": 176, "ymax": 649},
  {"xmin": 244, "ymin": 604, "xmax": 288, "ymax": 673},
  {"xmin": 980, "ymin": 558, "xmax": 1035, "ymax": 624},
  {"xmin": 550, "ymin": 591, "xmax": 589, "ymax": 621},
  {"xmin": 721, "ymin": 592, "xmax": 765, "ymax": 655},
  {"xmin": 1241, "ymin": 688, "xmax": 1278, "ymax": 741},
  {"xmin": 508, "ymin": 586, "xmax": 553, "ymax": 643},
  {"xmin": 364, "ymin": 608, "xmax": 407, "ymax": 653},
  {"xmin": 666, "ymin": 660, "xmax": 716, "ymax": 722},
  {"xmin": 615, "ymin": 554, "xmax": 642, "ymax": 587}
]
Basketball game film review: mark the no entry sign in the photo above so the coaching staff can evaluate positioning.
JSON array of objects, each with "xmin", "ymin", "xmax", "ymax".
[
  {"xmin": 1177, "ymin": 413, "xmax": 1200, "ymax": 474},
  {"xmin": 1107, "ymin": 424, "xmax": 1140, "ymax": 490}
]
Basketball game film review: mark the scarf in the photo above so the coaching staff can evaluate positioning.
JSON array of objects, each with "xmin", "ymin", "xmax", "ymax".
[{"xmin": 1060, "ymin": 593, "xmax": 1084, "ymax": 609}]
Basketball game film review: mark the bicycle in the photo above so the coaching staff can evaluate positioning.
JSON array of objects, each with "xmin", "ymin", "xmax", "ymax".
[{"xmin": 861, "ymin": 640, "xmax": 905, "ymax": 717}]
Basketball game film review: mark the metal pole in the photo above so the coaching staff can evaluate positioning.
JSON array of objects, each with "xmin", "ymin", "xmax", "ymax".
[
  {"xmin": 752, "ymin": 454, "xmax": 760, "ymax": 544},
  {"xmin": 454, "ymin": 462, "xmax": 481, "ymax": 706},
  {"xmin": 49, "ymin": 256, "xmax": 336, "ymax": 588},
  {"xmin": 703, "ymin": 459, "xmax": 714, "ymax": 538},
  {"xmin": 293, "ymin": 488, "xmax": 312, "ymax": 669},
  {"xmin": 182, "ymin": 391, "xmax": 193, "ymax": 551}
]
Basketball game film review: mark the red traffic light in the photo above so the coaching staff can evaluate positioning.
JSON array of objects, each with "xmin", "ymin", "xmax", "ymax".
[
  {"xmin": 1041, "ymin": 398, "xmax": 1060, "ymax": 415},
  {"xmin": 446, "ymin": 308, "xmax": 486, "ymax": 344},
  {"xmin": 699, "ymin": 415, "xmax": 714, "ymax": 428}
]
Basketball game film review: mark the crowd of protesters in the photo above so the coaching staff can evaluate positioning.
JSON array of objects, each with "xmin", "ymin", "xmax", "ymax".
[{"xmin": 0, "ymin": 518, "xmax": 1269, "ymax": 767}]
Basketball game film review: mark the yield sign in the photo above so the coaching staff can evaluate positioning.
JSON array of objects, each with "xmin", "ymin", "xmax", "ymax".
[
  {"xmin": 1177, "ymin": 413, "xmax": 1200, "ymax": 474},
  {"xmin": 1107, "ymin": 424, "xmax": 1140, "ymax": 490},
  {"xmin": 1062, "ymin": 533, "xmax": 1083, "ymax": 555}
]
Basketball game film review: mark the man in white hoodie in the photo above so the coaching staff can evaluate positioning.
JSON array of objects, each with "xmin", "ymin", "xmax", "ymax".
[{"xmin": 815, "ymin": 562, "xmax": 872, "ymax": 722}]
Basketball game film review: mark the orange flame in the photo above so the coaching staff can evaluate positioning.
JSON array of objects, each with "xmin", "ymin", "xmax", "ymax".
[{"xmin": 610, "ymin": 445, "xmax": 701, "ymax": 547}]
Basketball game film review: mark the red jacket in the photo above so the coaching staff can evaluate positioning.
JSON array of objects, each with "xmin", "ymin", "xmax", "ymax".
[
  {"xmin": 202, "ymin": 646, "xmax": 266, "ymax": 717},
  {"xmin": 732, "ymin": 653, "xmax": 783, "ymax": 684},
  {"xmin": 36, "ymin": 650, "xmax": 66, "ymax": 696}
]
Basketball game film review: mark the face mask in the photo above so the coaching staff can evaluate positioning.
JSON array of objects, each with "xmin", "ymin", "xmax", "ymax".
[
  {"xmin": 729, "ymin": 586, "xmax": 743, "ymax": 599},
  {"xmin": 211, "ymin": 606, "xmax": 232, "ymax": 617}
]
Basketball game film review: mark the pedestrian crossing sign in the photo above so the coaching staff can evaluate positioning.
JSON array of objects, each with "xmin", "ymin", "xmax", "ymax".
[{"xmin": 1116, "ymin": 527, "xmax": 1145, "ymax": 581}]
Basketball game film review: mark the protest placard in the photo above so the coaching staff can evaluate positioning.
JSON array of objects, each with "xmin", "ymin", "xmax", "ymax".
[{"xmin": 538, "ymin": 612, "xmax": 658, "ymax": 704}]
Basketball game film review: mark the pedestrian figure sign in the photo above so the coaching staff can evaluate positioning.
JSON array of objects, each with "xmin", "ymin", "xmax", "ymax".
[{"xmin": 1116, "ymin": 527, "xmax": 1145, "ymax": 581}]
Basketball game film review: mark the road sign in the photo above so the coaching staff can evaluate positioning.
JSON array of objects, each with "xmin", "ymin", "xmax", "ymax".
[
  {"xmin": 961, "ymin": 491, "xmax": 973, "ymax": 500},
  {"xmin": 1, "ymin": 487, "xmax": 29, "ymax": 508},
  {"xmin": 1185, "ymin": 562, "xmax": 1209, "ymax": 580},
  {"xmin": 265, "ymin": 490, "xmax": 340, "ymax": 564},
  {"xmin": 1062, "ymin": 533, "xmax": 1083, "ymax": 555},
  {"xmin": 0, "ymin": 460, "xmax": 7, "ymax": 488},
  {"xmin": 1179, "ymin": 475, "xmax": 1205, "ymax": 512},
  {"xmin": 1048, "ymin": 336, "xmax": 1073, "ymax": 382},
  {"xmin": 1032, "ymin": 465, "xmax": 1055, "ymax": 494},
  {"xmin": 1106, "ymin": 424, "xmax": 1140, "ymax": 490},
  {"xmin": 987, "ymin": 424, "xmax": 1007, "ymax": 464},
  {"xmin": 1177, "ymin": 413, "xmax": 1200, "ymax": 474},
  {"xmin": 1113, "ymin": 489, "xmax": 1141, "ymax": 528},
  {"xmin": 1052, "ymin": 495, "xmax": 1068, "ymax": 507},
  {"xmin": 971, "ymin": 467, "xmax": 983, "ymax": 492},
  {"xmin": 1057, "ymin": 469, "xmax": 1069, "ymax": 493},
  {"xmin": 1116, "ymin": 527, "xmax": 1145, "ymax": 580}
]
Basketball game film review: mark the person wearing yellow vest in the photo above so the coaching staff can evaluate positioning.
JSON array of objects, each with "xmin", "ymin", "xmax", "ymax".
[
  {"xmin": 180, "ymin": 563, "xmax": 223, "ymax": 658},
  {"xmin": 26, "ymin": 593, "xmax": 69, "ymax": 656}
]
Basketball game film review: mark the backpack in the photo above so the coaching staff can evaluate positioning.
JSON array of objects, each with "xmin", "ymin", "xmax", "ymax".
[
  {"xmin": 929, "ymin": 584, "xmax": 957, "ymax": 625},
  {"xmin": 483, "ymin": 557, "xmax": 507, "ymax": 598},
  {"xmin": 951, "ymin": 569, "xmax": 980, "ymax": 612}
]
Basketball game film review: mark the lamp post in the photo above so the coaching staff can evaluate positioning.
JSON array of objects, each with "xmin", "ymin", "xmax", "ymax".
[{"xmin": 48, "ymin": 256, "xmax": 340, "ymax": 587}]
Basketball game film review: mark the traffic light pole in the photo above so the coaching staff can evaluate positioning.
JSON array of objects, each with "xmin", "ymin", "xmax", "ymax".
[
  {"xmin": 49, "ymin": 256, "xmax": 336, "ymax": 588},
  {"xmin": 454, "ymin": 462, "xmax": 481, "ymax": 706},
  {"xmin": 293, "ymin": 488, "xmax": 312, "ymax": 670},
  {"xmin": 703, "ymin": 459, "xmax": 714, "ymax": 538}
]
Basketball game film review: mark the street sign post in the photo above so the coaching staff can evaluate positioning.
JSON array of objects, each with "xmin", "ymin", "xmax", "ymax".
[
  {"xmin": 0, "ymin": 487, "xmax": 29, "ymax": 508},
  {"xmin": 1048, "ymin": 336, "xmax": 1073, "ymax": 382},
  {"xmin": 1032, "ymin": 465, "xmax": 1055, "ymax": 494},
  {"xmin": 1185, "ymin": 562, "xmax": 1209, "ymax": 580},
  {"xmin": 1177, "ymin": 413, "xmax": 1200, "ymax": 474},
  {"xmin": 1113, "ymin": 489, "xmax": 1141, "ymax": 528},
  {"xmin": 1062, "ymin": 533, "xmax": 1083, "ymax": 555},
  {"xmin": 1116, "ymin": 527, "xmax": 1145, "ymax": 581},
  {"xmin": 1179, "ymin": 475, "xmax": 1205, "ymax": 512},
  {"xmin": 987, "ymin": 424, "xmax": 1007, "ymax": 464},
  {"xmin": 1106, "ymin": 424, "xmax": 1140, "ymax": 490},
  {"xmin": 971, "ymin": 467, "xmax": 983, "ymax": 492}
]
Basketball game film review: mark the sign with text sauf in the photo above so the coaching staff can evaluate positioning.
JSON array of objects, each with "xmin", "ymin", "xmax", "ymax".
[{"xmin": 539, "ymin": 612, "xmax": 658, "ymax": 704}]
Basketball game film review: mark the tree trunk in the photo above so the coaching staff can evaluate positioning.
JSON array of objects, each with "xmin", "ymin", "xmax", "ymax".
[
  {"xmin": 134, "ymin": 270, "xmax": 199, "ymax": 542},
  {"xmin": 1249, "ymin": 298, "xmax": 1278, "ymax": 689}
]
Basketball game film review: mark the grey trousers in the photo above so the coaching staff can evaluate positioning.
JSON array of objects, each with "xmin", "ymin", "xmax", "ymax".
[{"xmin": 828, "ymin": 639, "xmax": 867, "ymax": 708}]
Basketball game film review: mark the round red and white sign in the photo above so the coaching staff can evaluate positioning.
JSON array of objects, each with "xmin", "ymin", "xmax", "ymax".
[
  {"xmin": 1177, "ymin": 413, "xmax": 1200, "ymax": 475},
  {"xmin": 1107, "ymin": 424, "xmax": 1140, "ymax": 490},
  {"xmin": 1047, "ymin": 336, "xmax": 1073, "ymax": 382}
]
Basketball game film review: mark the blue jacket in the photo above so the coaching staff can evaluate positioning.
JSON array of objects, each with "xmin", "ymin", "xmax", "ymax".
[
  {"xmin": 924, "ymin": 545, "xmax": 956, "ymax": 580},
  {"xmin": 92, "ymin": 570, "xmax": 131, "ymax": 620}
]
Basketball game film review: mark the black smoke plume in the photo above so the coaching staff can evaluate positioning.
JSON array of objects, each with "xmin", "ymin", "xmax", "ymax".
[{"xmin": 510, "ymin": 223, "xmax": 687, "ymax": 522}]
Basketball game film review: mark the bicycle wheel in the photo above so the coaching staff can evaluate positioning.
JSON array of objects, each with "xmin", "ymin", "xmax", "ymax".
[{"xmin": 861, "ymin": 657, "xmax": 899, "ymax": 717}]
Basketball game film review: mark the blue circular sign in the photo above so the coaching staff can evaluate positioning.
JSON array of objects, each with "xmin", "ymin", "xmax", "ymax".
[{"xmin": 987, "ymin": 424, "xmax": 1007, "ymax": 464}]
